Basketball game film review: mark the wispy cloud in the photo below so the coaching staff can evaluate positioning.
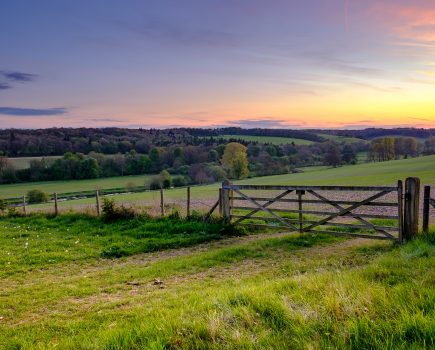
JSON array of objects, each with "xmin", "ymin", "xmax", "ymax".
[
  {"xmin": 225, "ymin": 118, "xmax": 305, "ymax": 129},
  {"xmin": 114, "ymin": 18, "xmax": 238, "ymax": 48},
  {"xmin": 0, "ymin": 83, "xmax": 12, "ymax": 90},
  {"xmin": 0, "ymin": 71, "xmax": 38, "ymax": 82},
  {"xmin": 0, "ymin": 107, "xmax": 67, "ymax": 116},
  {"xmin": 0, "ymin": 70, "xmax": 38, "ymax": 92}
]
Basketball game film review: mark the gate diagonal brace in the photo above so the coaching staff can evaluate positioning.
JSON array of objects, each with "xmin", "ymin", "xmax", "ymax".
[
  {"xmin": 307, "ymin": 190, "xmax": 395, "ymax": 239},
  {"xmin": 232, "ymin": 189, "xmax": 293, "ymax": 225},
  {"xmin": 232, "ymin": 189, "xmax": 299, "ymax": 231},
  {"xmin": 302, "ymin": 190, "xmax": 393, "ymax": 233}
]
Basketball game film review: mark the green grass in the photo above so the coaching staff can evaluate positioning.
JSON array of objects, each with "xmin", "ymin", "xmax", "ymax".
[
  {"xmin": 7, "ymin": 156, "xmax": 62, "ymax": 170},
  {"xmin": 0, "ymin": 174, "xmax": 153, "ymax": 198},
  {"xmin": 0, "ymin": 214, "xmax": 433, "ymax": 349},
  {"xmin": 219, "ymin": 135, "xmax": 315, "ymax": 145},
  {"xmin": 316, "ymin": 133, "xmax": 366, "ymax": 144},
  {"xmin": 1, "ymin": 155, "xmax": 434, "ymax": 213}
]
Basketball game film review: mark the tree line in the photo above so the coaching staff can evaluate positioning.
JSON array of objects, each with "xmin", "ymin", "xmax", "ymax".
[{"xmin": 0, "ymin": 134, "xmax": 433, "ymax": 187}]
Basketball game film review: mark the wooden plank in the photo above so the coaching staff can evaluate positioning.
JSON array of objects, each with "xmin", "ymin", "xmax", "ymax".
[
  {"xmin": 225, "ymin": 184, "xmax": 397, "ymax": 192},
  {"xmin": 229, "ymin": 215, "xmax": 398, "ymax": 231},
  {"xmin": 308, "ymin": 230, "xmax": 398, "ymax": 241},
  {"xmin": 307, "ymin": 190, "xmax": 395, "ymax": 239},
  {"xmin": 232, "ymin": 188, "xmax": 299, "ymax": 231},
  {"xmin": 237, "ymin": 223, "xmax": 290, "ymax": 230},
  {"xmin": 204, "ymin": 199, "xmax": 220, "ymax": 220},
  {"xmin": 232, "ymin": 189, "xmax": 293, "ymax": 225},
  {"xmin": 302, "ymin": 190, "xmax": 393, "ymax": 232},
  {"xmin": 230, "ymin": 196, "xmax": 398, "ymax": 207},
  {"xmin": 231, "ymin": 206, "xmax": 399, "ymax": 219}
]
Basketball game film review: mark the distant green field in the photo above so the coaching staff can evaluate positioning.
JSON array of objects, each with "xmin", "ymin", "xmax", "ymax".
[
  {"xmin": 219, "ymin": 135, "xmax": 315, "ymax": 145},
  {"xmin": 2, "ymin": 155, "xmax": 433, "ymax": 212},
  {"xmin": 7, "ymin": 156, "xmax": 61, "ymax": 170},
  {"xmin": 316, "ymin": 133, "xmax": 366, "ymax": 144},
  {"xmin": 0, "ymin": 175, "xmax": 153, "ymax": 198}
]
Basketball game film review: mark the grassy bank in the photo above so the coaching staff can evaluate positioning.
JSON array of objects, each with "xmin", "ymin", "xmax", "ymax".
[{"xmin": 0, "ymin": 214, "xmax": 433, "ymax": 349}]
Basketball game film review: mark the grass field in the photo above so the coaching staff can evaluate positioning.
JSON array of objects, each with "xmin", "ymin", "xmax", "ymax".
[
  {"xmin": 316, "ymin": 133, "xmax": 366, "ymax": 144},
  {"xmin": 7, "ymin": 156, "xmax": 61, "ymax": 170},
  {"xmin": 0, "ymin": 174, "xmax": 153, "ymax": 199},
  {"xmin": 1, "ymin": 155, "xmax": 434, "ymax": 213},
  {"xmin": 219, "ymin": 135, "xmax": 315, "ymax": 145},
  {"xmin": 0, "ymin": 214, "xmax": 433, "ymax": 349}
]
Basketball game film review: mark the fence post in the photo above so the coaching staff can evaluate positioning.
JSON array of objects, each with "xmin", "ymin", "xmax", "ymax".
[
  {"xmin": 296, "ymin": 190, "xmax": 305, "ymax": 233},
  {"xmin": 54, "ymin": 193, "xmax": 58, "ymax": 216},
  {"xmin": 22, "ymin": 195, "xmax": 27, "ymax": 216},
  {"xmin": 186, "ymin": 186, "xmax": 191, "ymax": 217},
  {"xmin": 397, "ymin": 180, "xmax": 404, "ymax": 242},
  {"xmin": 218, "ymin": 188, "xmax": 223, "ymax": 217},
  {"xmin": 404, "ymin": 177, "xmax": 420, "ymax": 241},
  {"xmin": 423, "ymin": 186, "xmax": 430, "ymax": 235},
  {"xmin": 96, "ymin": 190, "xmax": 101, "ymax": 216},
  {"xmin": 160, "ymin": 188, "xmax": 164, "ymax": 216},
  {"xmin": 221, "ymin": 181, "xmax": 231, "ymax": 222}
]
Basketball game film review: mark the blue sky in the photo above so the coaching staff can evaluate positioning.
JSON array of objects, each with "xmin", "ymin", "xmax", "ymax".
[{"xmin": 1, "ymin": 0, "xmax": 434, "ymax": 129}]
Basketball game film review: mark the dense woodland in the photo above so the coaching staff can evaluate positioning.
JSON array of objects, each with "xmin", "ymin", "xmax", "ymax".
[{"xmin": 0, "ymin": 127, "xmax": 434, "ymax": 188}]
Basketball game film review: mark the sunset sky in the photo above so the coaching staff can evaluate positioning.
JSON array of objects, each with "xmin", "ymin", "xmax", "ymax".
[{"xmin": 1, "ymin": 0, "xmax": 434, "ymax": 129}]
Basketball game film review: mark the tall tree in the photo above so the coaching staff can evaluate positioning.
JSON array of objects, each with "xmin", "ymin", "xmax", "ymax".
[{"xmin": 221, "ymin": 142, "xmax": 249, "ymax": 179}]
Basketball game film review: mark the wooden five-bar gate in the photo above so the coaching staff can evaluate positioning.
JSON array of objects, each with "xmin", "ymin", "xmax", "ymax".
[{"xmin": 219, "ymin": 178, "xmax": 422, "ymax": 242}]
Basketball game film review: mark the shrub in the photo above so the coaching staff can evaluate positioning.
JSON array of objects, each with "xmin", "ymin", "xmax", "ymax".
[
  {"xmin": 101, "ymin": 244, "xmax": 128, "ymax": 258},
  {"xmin": 101, "ymin": 198, "xmax": 137, "ymax": 222},
  {"xmin": 0, "ymin": 198, "xmax": 7, "ymax": 212},
  {"xmin": 172, "ymin": 175, "xmax": 188, "ymax": 187},
  {"xmin": 27, "ymin": 189, "xmax": 49, "ymax": 204}
]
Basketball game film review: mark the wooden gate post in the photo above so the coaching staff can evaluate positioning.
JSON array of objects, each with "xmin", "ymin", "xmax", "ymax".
[
  {"xmin": 160, "ymin": 188, "xmax": 164, "ymax": 216},
  {"xmin": 218, "ymin": 188, "xmax": 223, "ymax": 217},
  {"xmin": 221, "ymin": 181, "xmax": 231, "ymax": 222},
  {"xmin": 54, "ymin": 193, "xmax": 58, "ymax": 216},
  {"xmin": 186, "ymin": 186, "xmax": 191, "ymax": 217},
  {"xmin": 404, "ymin": 177, "xmax": 420, "ymax": 241},
  {"xmin": 22, "ymin": 195, "xmax": 27, "ymax": 216},
  {"xmin": 96, "ymin": 190, "xmax": 101, "ymax": 216},
  {"xmin": 398, "ymin": 180, "xmax": 404, "ymax": 242},
  {"xmin": 423, "ymin": 186, "xmax": 430, "ymax": 235}
]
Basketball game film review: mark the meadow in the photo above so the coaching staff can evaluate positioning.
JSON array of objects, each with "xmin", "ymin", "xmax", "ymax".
[
  {"xmin": 7, "ymin": 156, "xmax": 62, "ymax": 170},
  {"xmin": 1, "ymin": 155, "xmax": 434, "ymax": 214},
  {"xmin": 0, "ymin": 213, "xmax": 433, "ymax": 349},
  {"xmin": 219, "ymin": 135, "xmax": 315, "ymax": 145}
]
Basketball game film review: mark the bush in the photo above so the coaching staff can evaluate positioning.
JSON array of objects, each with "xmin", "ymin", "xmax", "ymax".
[
  {"xmin": 27, "ymin": 189, "xmax": 49, "ymax": 204},
  {"xmin": 101, "ymin": 244, "xmax": 129, "ymax": 258},
  {"xmin": 172, "ymin": 175, "xmax": 188, "ymax": 187},
  {"xmin": 101, "ymin": 198, "xmax": 137, "ymax": 222},
  {"xmin": 0, "ymin": 198, "xmax": 6, "ymax": 212}
]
